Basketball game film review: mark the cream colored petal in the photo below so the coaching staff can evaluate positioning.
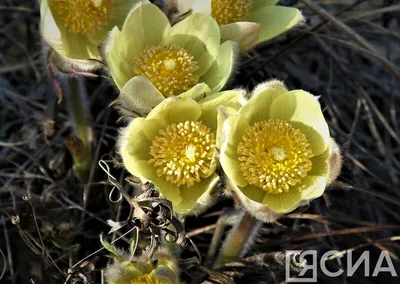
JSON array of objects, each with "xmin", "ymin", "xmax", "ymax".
[
  {"xmin": 227, "ymin": 182, "xmax": 281, "ymax": 222},
  {"xmin": 260, "ymin": 175, "xmax": 326, "ymax": 213},
  {"xmin": 308, "ymin": 147, "xmax": 330, "ymax": 177},
  {"xmin": 216, "ymin": 106, "xmax": 239, "ymax": 150},
  {"xmin": 41, "ymin": 0, "xmax": 65, "ymax": 56},
  {"xmin": 164, "ymin": 13, "xmax": 220, "ymax": 76},
  {"xmin": 176, "ymin": 174, "xmax": 219, "ymax": 215},
  {"xmin": 198, "ymin": 90, "xmax": 243, "ymax": 132},
  {"xmin": 239, "ymin": 80, "xmax": 288, "ymax": 124},
  {"xmin": 253, "ymin": 0, "xmax": 279, "ymax": 9},
  {"xmin": 200, "ymin": 41, "xmax": 237, "ymax": 92},
  {"xmin": 220, "ymin": 115, "xmax": 250, "ymax": 187},
  {"xmin": 44, "ymin": 0, "xmax": 99, "ymax": 59},
  {"xmin": 220, "ymin": 22, "xmax": 260, "ymax": 52},
  {"xmin": 119, "ymin": 76, "xmax": 165, "ymax": 117},
  {"xmin": 147, "ymin": 97, "xmax": 202, "ymax": 126},
  {"xmin": 198, "ymin": 90, "xmax": 243, "ymax": 175},
  {"xmin": 136, "ymin": 160, "xmax": 182, "ymax": 207},
  {"xmin": 298, "ymin": 175, "xmax": 327, "ymax": 201},
  {"xmin": 103, "ymin": 27, "xmax": 135, "ymax": 89},
  {"xmin": 269, "ymin": 90, "xmax": 330, "ymax": 156},
  {"xmin": 261, "ymin": 187, "xmax": 303, "ymax": 214},
  {"xmin": 176, "ymin": 0, "xmax": 211, "ymax": 14},
  {"xmin": 248, "ymin": 6, "xmax": 303, "ymax": 44},
  {"xmin": 119, "ymin": 2, "xmax": 170, "ymax": 56},
  {"xmin": 178, "ymin": 83, "xmax": 211, "ymax": 101},
  {"xmin": 103, "ymin": 2, "xmax": 171, "ymax": 89},
  {"xmin": 141, "ymin": 119, "xmax": 166, "ymax": 141},
  {"xmin": 239, "ymin": 184, "xmax": 266, "ymax": 203},
  {"xmin": 121, "ymin": 118, "xmax": 153, "ymax": 177},
  {"xmin": 86, "ymin": 0, "xmax": 145, "ymax": 46}
]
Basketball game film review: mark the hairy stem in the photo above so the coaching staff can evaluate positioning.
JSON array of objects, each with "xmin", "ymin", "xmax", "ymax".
[
  {"xmin": 65, "ymin": 77, "xmax": 92, "ymax": 182},
  {"xmin": 214, "ymin": 211, "xmax": 262, "ymax": 268}
]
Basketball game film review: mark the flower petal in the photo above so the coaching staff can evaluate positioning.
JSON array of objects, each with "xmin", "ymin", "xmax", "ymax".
[
  {"xmin": 121, "ymin": 118, "xmax": 152, "ymax": 177},
  {"xmin": 308, "ymin": 146, "xmax": 330, "ymax": 177},
  {"xmin": 136, "ymin": 160, "xmax": 182, "ymax": 207},
  {"xmin": 239, "ymin": 80, "xmax": 288, "ymax": 124},
  {"xmin": 216, "ymin": 106, "xmax": 239, "ymax": 150},
  {"xmin": 164, "ymin": 13, "xmax": 220, "ymax": 76},
  {"xmin": 259, "ymin": 175, "xmax": 326, "ymax": 214},
  {"xmin": 86, "ymin": 0, "xmax": 145, "ymax": 46},
  {"xmin": 269, "ymin": 90, "xmax": 330, "ymax": 156},
  {"xmin": 261, "ymin": 187, "xmax": 303, "ymax": 214},
  {"xmin": 298, "ymin": 175, "xmax": 327, "ymax": 201},
  {"xmin": 200, "ymin": 40, "xmax": 237, "ymax": 92},
  {"xmin": 147, "ymin": 97, "xmax": 202, "ymax": 126},
  {"xmin": 41, "ymin": 0, "xmax": 65, "ymax": 56},
  {"xmin": 176, "ymin": 174, "xmax": 219, "ymax": 214},
  {"xmin": 119, "ymin": 76, "xmax": 165, "ymax": 117},
  {"xmin": 239, "ymin": 184, "xmax": 266, "ymax": 203},
  {"xmin": 228, "ymin": 183, "xmax": 280, "ymax": 222},
  {"xmin": 141, "ymin": 119, "xmax": 165, "ymax": 141},
  {"xmin": 248, "ymin": 6, "xmax": 302, "ymax": 44},
  {"xmin": 110, "ymin": 0, "xmax": 146, "ymax": 28},
  {"xmin": 104, "ymin": 2, "xmax": 171, "ymax": 89},
  {"xmin": 198, "ymin": 90, "xmax": 243, "ymax": 132},
  {"xmin": 253, "ymin": 0, "xmax": 279, "ymax": 9},
  {"xmin": 220, "ymin": 22, "xmax": 260, "ymax": 52},
  {"xmin": 44, "ymin": 0, "xmax": 98, "ymax": 59},
  {"xmin": 220, "ymin": 115, "xmax": 250, "ymax": 187},
  {"xmin": 177, "ymin": 0, "xmax": 211, "ymax": 14},
  {"xmin": 103, "ymin": 27, "xmax": 132, "ymax": 88},
  {"xmin": 178, "ymin": 83, "xmax": 211, "ymax": 101}
]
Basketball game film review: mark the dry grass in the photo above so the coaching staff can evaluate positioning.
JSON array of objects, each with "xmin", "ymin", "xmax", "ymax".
[{"xmin": 0, "ymin": 0, "xmax": 399, "ymax": 283}]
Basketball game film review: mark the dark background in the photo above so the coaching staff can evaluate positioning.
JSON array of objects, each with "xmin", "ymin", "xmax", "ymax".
[{"xmin": 1, "ymin": 0, "xmax": 400, "ymax": 283}]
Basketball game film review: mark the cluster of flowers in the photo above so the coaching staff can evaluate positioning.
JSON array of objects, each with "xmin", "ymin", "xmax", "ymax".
[{"xmin": 40, "ymin": 0, "xmax": 342, "ymax": 283}]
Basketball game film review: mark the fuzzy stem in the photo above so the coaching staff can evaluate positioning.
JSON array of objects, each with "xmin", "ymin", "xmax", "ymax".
[
  {"xmin": 65, "ymin": 77, "xmax": 92, "ymax": 182},
  {"xmin": 214, "ymin": 211, "xmax": 262, "ymax": 268}
]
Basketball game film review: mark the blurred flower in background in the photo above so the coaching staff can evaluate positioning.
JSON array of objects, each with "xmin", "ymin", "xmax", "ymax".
[
  {"xmin": 40, "ymin": 0, "xmax": 145, "ymax": 59},
  {"xmin": 176, "ymin": 0, "xmax": 303, "ymax": 51}
]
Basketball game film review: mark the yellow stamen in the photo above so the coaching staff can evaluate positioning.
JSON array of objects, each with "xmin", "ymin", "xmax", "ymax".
[
  {"xmin": 150, "ymin": 121, "xmax": 215, "ymax": 187},
  {"xmin": 211, "ymin": 0, "xmax": 254, "ymax": 26},
  {"xmin": 237, "ymin": 120, "xmax": 313, "ymax": 194},
  {"xmin": 130, "ymin": 273, "xmax": 160, "ymax": 284},
  {"xmin": 52, "ymin": 0, "xmax": 114, "ymax": 34},
  {"xmin": 133, "ymin": 43, "xmax": 199, "ymax": 97}
]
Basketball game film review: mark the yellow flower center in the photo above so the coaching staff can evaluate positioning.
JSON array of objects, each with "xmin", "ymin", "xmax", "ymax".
[
  {"xmin": 237, "ymin": 120, "xmax": 313, "ymax": 194},
  {"xmin": 150, "ymin": 121, "xmax": 215, "ymax": 187},
  {"xmin": 211, "ymin": 0, "xmax": 254, "ymax": 25},
  {"xmin": 130, "ymin": 273, "xmax": 160, "ymax": 284},
  {"xmin": 52, "ymin": 0, "xmax": 114, "ymax": 34},
  {"xmin": 133, "ymin": 43, "xmax": 199, "ymax": 97}
]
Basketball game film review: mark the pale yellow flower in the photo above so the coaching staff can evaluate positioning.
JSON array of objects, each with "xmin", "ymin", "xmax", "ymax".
[
  {"xmin": 104, "ymin": 248, "xmax": 179, "ymax": 284},
  {"xmin": 118, "ymin": 89, "xmax": 243, "ymax": 214},
  {"xmin": 103, "ymin": 2, "xmax": 237, "ymax": 98},
  {"xmin": 219, "ymin": 81, "xmax": 333, "ymax": 219},
  {"xmin": 176, "ymin": 0, "xmax": 303, "ymax": 51},
  {"xmin": 40, "ymin": 0, "xmax": 145, "ymax": 59}
]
